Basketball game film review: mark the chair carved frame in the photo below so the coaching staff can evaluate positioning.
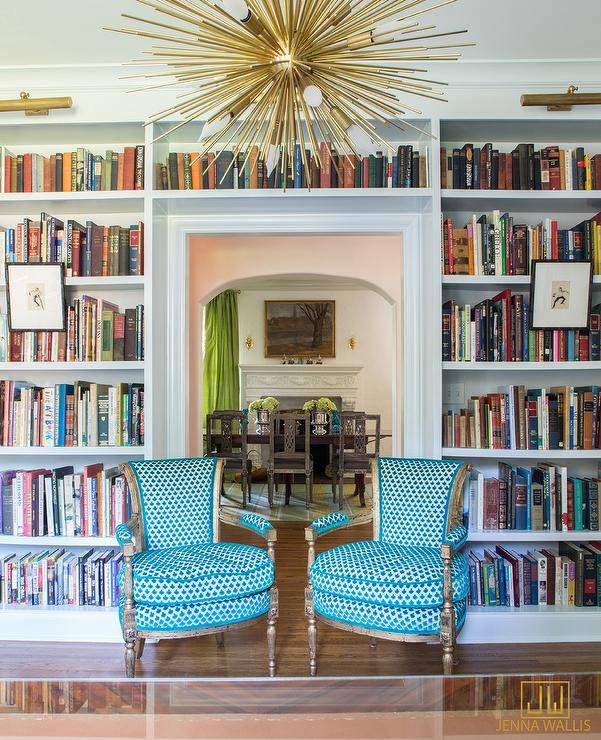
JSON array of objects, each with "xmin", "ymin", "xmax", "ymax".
[
  {"xmin": 119, "ymin": 459, "xmax": 278, "ymax": 678},
  {"xmin": 304, "ymin": 459, "xmax": 470, "ymax": 675}
]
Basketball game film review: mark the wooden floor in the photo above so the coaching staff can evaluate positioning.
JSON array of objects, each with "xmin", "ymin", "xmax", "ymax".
[{"xmin": 2, "ymin": 520, "xmax": 601, "ymax": 679}]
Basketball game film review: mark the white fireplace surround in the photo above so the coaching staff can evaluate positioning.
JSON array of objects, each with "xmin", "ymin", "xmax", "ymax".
[{"xmin": 240, "ymin": 364, "xmax": 363, "ymax": 411}]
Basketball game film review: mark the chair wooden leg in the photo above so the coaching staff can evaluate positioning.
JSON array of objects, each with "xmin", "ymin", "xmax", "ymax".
[
  {"xmin": 267, "ymin": 586, "xmax": 278, "ymax": 677},
  {"xmin": 370, "ymin": 638, "xmax": 377, "ymax": 649},
  {"xmin": 305, "ymin": 473, "xmax": 311, "ymax": 509},
  {"xmin": 246, "ymin": 460, "xmax": 253, "ymax": 502},
  {"xmin": 125, "ymin": 640, "xmax": 136, "ymax": 678},
  {"xmin": 338, "ymin": 474, "xmax": 344, "ymax": 511},
  {"xmin": 215, "ymin": 632, "xmax": 225, "ymax": 647},
  {"xmin": 359, "ymin": 474, "xmax": 366, "ymax": 508},
  {"xmin": 267, "ymin": 472, "xmax": 274, "ymax": 508},
  {"xmin": 306, "ymin": 586, "xmax": 317, "ymax": 676},
  {"xmin": 135, "ymin": 638, "xmax": 146, "ymax": 659},
  {"xmin": 241, "ymin": 470, "xmax": 248, "ymax": 509},
  {"xmin": 440, "ymin": 543, "xmax": 456, "ymax": 675},
  {"xmin": 285, "ymin": 474, "xmax": 292, "ymax": 506}
]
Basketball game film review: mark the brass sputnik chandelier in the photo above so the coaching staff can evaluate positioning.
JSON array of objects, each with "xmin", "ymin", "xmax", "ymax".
[{"xmin": 106, "ymin": 0, "xmax": 472, "ymax": 183}]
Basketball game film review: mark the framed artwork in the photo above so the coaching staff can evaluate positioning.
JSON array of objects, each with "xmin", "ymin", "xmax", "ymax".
[
  {"xmin": 264, "ymin": 300, "xmax": 335, "ymax": 358},
  {"xmin": 6, "ymin": 263, "xmax": 66, "ymax": 331},
  {"xmin": 529, "ymin": 260, "xmax": 593, "ymax": 330}
]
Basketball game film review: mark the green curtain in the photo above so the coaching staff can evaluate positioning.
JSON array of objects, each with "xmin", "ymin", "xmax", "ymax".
[{"xmin": 203, "ymin": 289, "xmax": 240, "ymax": 415}]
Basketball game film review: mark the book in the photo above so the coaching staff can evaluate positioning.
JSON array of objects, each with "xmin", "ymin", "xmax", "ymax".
[{"xmin": 3, "ymin": 147, "xmax": 144, "ymax": 193}]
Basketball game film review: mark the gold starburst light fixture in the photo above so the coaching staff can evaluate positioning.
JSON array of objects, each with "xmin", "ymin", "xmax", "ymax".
[{"xmin": 106, "ymin": 0, "xmax": 472, "ymax": 185}]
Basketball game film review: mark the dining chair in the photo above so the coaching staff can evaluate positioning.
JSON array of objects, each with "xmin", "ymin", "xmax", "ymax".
[
  {"xmin": 267, "ymin": 411, "xmax": 313, "ymax": 509},
  {"xmin": 206, "ymin": 410, "xmax": 253, "ymax": 508},
  {"xmin": 332, "ymin": 412, "xmax": 381, "ymax": 510},
  {"xmin": 305, "ymin": 456, "xmax": 470, "ymax": 675},
  {"xmin": 117, "ymin": 457, "xmax": 278, "ymax": 678}
]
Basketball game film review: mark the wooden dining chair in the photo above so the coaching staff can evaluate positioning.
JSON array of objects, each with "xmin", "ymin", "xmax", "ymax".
[
  {"xmin": 332, "ymin": 412, "xmax": 381, "ymax": 510},
  {"xmin": 267, "ymin": 411, "xmax": 313, "ymax": 509},
  {"xmin": 206, "ymin": 410, "xmax": 253, "ymax": 508}
]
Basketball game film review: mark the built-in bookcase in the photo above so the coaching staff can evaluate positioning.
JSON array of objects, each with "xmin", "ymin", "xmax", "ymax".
[
  {"xmin": 0, "ymin": 122, "xmax": 148, "ymax": 642},
  {"xmin": 0, "ymin": 114, "xmax": 600, "ymax": 645},
  {"xmin": 440, "ymin": 117, "xmax": 601, "ymax": 643}
]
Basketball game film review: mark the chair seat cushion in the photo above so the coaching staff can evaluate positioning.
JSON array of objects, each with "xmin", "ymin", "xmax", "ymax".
[
  {"xmin": 129, "ymin": 542, "xmax": 274, "ymax": 606},
  {"xmin": 313, "ymin": 590, "xmax": 466, "ymax": 635},
  {"xmin": 120, "ymin": 590, "xmax": 270, "ymax": 632},
  {"xmin": 310, "ymin": 540, "xmax": 468, "ymax": 608}
]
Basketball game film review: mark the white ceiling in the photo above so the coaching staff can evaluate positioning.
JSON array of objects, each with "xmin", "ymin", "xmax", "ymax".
[{"xmin": 2, "ymin": 0, "xmax": 601, "ymax": 67}]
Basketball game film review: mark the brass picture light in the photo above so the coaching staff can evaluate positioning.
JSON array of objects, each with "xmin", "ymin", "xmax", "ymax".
[{"xmin": 0, "ymin": 92, "xmax": 73, "ymax": 116}]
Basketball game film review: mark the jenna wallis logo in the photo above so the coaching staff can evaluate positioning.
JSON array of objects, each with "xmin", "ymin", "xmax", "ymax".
[{"xmin": 495, "ymin": 680, "xmax": 592, "ymax": 734}]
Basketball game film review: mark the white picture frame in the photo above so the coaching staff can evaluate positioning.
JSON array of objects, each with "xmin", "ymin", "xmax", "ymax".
[
  {"xmin": 529, "ymin": 260, "xmax": 593, "ymax": 330},
  {"xmin": 6, "ymin": 263, "xmax": 66, "ymax": 331}
]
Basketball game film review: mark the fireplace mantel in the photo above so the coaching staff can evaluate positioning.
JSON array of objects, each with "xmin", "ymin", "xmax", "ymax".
[{"xmin": 240, "ymin": 364, "xmax": 363, "ymax": 410}]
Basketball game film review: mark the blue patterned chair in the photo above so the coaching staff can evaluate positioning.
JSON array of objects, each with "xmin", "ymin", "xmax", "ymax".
[
  {"xmin": 305, "ymin": 457, "xmax": 470, "ymax": 674},
  {"xmin": 116, "ymin": 457, "xmax": 277, "ymax": 678}
]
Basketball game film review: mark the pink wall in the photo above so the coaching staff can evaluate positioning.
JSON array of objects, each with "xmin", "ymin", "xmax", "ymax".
[{"xmin": 187, "ymin": 233, "xmax": 403, "ymax": 454}]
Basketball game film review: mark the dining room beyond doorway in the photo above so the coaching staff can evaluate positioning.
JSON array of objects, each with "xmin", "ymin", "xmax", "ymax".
[{"xmin": 187, "ymin": 233, "xmax": 402, "ymax": 521}]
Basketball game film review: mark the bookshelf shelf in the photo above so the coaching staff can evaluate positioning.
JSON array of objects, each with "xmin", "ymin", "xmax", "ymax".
[
  {"xmin": 0, "ymin": 191, "xmax": 144, "ymax": 216},
  {"xmin": 442, "ymin": 361, "xmax": 601, "ymax": 371},
  {"xmin": 442, "ymin": 275, "xmax": 601, "ymax": 288},
  {"xmin": 0, "ymin": 276, "xmax": 145, "ymax": 291},
  {"xmin": 0, "ymin": 360, "xmax": 144, "ymax": 373},
  {"xmin": 152, "ymin": 188, "xmax": 433, "ymax": 198},
  {"xmin": 467, "ymin": 531, "xmax": 597, "ymax": 543},
  {"xmin": 442, "ymin": 448, "xmax": 599, "ymax": 459},
  {"xmin": 0, "ymin": 361, "xmax": 144, "ymax": 371},
  {"xmin": 0, "ymin": 606, "xmax": 121, "ymax": 643},
  {"xmin": 0, "ymin": 446, "xmax": 145, "ymax": 456},
  {"xmin": 461, "ymin": 604, "xmax": 601, "ymax": 644},
  {"xmin": 0, "ymin": 191, "xmax": 142, "ymax": 202},
  {"xmin": 442, "ymin": 189, "xmax": 601, "ymax": 213},
  {"xmin": 0, "ymin": 535, "xmax": 117, "ymax": 547}
]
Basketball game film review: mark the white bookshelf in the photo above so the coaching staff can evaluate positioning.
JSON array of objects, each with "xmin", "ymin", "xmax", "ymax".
[
  {"xmin": 0, "ymin": 121, "xmax": 149, "ymax": 643},
  {"xmin": 0, "ymin": 114, "xmax": 599, "ymax": 646},
  {"xmin": 440, "ymin": 116, "xmax": 601, "ymax": 644}
]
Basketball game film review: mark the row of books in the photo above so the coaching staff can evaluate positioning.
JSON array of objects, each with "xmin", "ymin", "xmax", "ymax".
[
  {"xmin": 2, "ymin": 302, "xmax": 144, "ymax": 363},
  {"xmin": 3, "ymin": 147, "xmax": 145, "ymax": 193},
  {"xmin": 468, "ymin": 464, "xmax": 599, "ymax": 532},
  {"xmin": 442, "ymin": 293, "xmax": 601, "ymax": 362},
  {"xmin": 0, "ymin": 380, "xmax": 144, "ymax": 448},
  {"xmin": 467, "ymin": 542, "xmax": 601, "ymax": 608},
  {"xmin": 155, "ymin": 144, "xmax": 429, "ymax": 190},
  {"xmin": 443, "ymin": 385, "xmax": 600, "ymax": 451},
  {"xmin": 0, "ymin": 218, "xmax": 144, "ymax": 277},
  {"xmin": 442, "ymin": 212, "xmax": 601, "ymax": 276},
  {"xmin": 0, "ymin": 465, "xmax": 131, "ymax": 538},
  {"xmin": 442, "ymin": 144, "xmax": 601, "ymax": 191},
  {"xmin": 0, "ymin": 548, "xmax": 123, "ymax": 607}
]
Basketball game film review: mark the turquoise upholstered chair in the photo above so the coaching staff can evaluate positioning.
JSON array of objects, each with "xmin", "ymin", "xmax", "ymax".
[
  {"xmin": 116, "ymin": 457, "xmax": 277, "ymax": 678},
  {"xmin": 305, "ymin": 457, "xmax": 470, "ymax": 674}
]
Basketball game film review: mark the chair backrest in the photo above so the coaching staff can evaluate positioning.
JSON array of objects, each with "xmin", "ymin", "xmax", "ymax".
[
  {"xmin": 340, "ymin": 412, "xmax": 381, "ymax": 463},
  {"xmin": 206, "ymin": 410, "xmax": 247, "ymax": 460},
  {"xmin": 372, "ymin": 457, "xmax": 469, "ymax": 548},
  {"xmin": 269, "ymin": 411, "xmax": 310, "ymax": 465},
  {"xmin": 121, "ymin": 457, "xmax": 223, "ymax": 550}
]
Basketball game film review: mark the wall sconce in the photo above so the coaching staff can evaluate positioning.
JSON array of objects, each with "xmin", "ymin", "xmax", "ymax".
[
  {"xmin": 348, "ymin": 337, "xmax": 357, "ymax": 350},
  {"xmin": 245, "ymin": 336, "xmax": 254, "ymax": 350}
]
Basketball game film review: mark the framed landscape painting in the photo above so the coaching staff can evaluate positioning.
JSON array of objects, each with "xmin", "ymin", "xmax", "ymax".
[{"xmin": 264, "ymin": 300, "xmax": 335, "ymax": 358}]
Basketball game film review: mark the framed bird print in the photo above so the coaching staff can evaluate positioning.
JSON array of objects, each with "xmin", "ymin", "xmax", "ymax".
[
  {"xmin": 6, "ymin": 263, "xmax": 66, "ymax": 331},
  {"xmin": 529, "ymin": 260, "xmax": 593, "ymax": 330}
]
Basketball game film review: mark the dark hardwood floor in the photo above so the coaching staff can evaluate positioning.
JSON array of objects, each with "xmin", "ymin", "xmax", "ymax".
[{"xmin": 2, "ymin": 520, "xmax": 601, "ymax": 679}]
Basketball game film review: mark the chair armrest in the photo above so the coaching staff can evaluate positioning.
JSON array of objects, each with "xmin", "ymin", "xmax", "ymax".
[
  {"xmin": 304, "ymin": 511, "xmax": 372, "ymax": 571},
  {"xmin": 305, "ymin": 511, "xmax": 372, "ymax": 541},
  {"xmin": 442, "ymin": 524, "xmax": 468, "ymax": 550},
  {"xmin": 219, "ymin": 510, "xmax": 277, "ymax": 560},
  {"xmin": 115, "ymin": 515, "xmax": 140, "ymax": 549}
]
